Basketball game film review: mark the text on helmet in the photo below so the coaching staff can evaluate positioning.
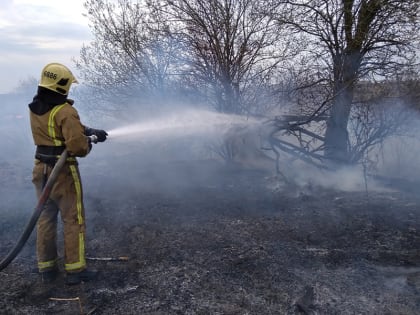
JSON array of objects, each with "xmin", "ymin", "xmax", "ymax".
[{"xmin": 43, "ymin": 71, "xmax": 57, "ymax": 80}]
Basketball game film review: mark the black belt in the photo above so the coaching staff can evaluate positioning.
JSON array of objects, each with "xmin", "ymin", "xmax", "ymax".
[{"xmin": 35, "ymin": 145, "xmax": 66, "ymax": 166}]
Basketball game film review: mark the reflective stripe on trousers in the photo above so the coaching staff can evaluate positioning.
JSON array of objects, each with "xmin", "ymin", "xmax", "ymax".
[{"xmin": 64, "ymin": 165, "xmax": 86, "ymax": 272}]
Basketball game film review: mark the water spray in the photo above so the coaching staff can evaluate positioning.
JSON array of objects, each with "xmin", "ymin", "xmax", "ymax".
[{"xmin": 105, "ymin": 108, "xmax": 261, "ymax": 141}]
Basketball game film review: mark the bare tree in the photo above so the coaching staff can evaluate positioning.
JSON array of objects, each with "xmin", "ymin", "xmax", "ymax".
[
  {"xmin": 148, "ymin": 0, "xmax": 294, "ymax": 114},
  {"xmin": 77, "ymin": 0, "xmax": 185, "ymax": 107},
  {"xmin": 277, "ymin": 0, "xmax": 419, "ymax": 164},
  {"xmin": 75, "ymin": 0, "xmax": 419, "ymax": 172}
]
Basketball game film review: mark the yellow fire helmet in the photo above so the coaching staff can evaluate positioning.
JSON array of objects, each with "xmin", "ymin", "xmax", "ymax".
[{"xmin": 39, "ymin": 63, "xmax": 78, "ymax": 95}]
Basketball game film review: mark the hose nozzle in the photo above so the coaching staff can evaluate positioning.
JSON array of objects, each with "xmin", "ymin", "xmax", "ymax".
[{"xmin": 87, "ymin": 134, "xmax": 98, "ymax": 144}]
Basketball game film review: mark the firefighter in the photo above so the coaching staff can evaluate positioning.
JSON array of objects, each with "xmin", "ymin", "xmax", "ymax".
[{"xmin": 28, "ymin": 63, "xmax": 107, "ymax": 285}]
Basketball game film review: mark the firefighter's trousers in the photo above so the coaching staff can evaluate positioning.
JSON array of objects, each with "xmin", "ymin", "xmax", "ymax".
[{"xmin": 32, "ymin": 159, "xmax": 86, "ymax": 273}]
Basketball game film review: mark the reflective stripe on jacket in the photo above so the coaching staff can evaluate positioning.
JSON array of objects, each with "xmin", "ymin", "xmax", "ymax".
[{"xmin": 30, "ymin": 101, "xmax": 90, "ymax": 157}]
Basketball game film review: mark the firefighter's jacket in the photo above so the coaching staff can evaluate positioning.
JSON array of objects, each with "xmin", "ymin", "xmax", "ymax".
[{"xmin": 29, "ymin": 87, "xmax": 89, "ymax": 157}]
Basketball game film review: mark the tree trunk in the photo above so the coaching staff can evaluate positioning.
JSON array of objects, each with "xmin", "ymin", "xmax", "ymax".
[
  {"xmin": 324, "ymin": 85, "xmax": 353, "ymax": 164},
  {"xmin": 324, "ymin": 52, "xmax": 359, "ymax": 164}
]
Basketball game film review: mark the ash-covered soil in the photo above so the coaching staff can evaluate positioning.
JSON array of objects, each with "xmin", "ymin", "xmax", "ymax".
[{"xmin": 0, "ymin": 152, "xmax": 419, "ymax": 315}]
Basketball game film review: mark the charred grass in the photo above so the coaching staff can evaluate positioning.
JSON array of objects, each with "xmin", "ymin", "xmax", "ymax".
[{"xmin": 0, "ymin": 160, "xmax": 419, "ymax": 314}]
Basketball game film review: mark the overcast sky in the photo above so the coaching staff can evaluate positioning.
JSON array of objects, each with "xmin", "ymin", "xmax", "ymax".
[{"xmin": 0, "ymin": 0, "xmax": 92, "ymax": 94}]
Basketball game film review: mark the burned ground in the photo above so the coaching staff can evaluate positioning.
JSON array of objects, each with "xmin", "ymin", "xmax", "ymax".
[{"xmin": 0, "ymin": 150, "xmax": 419, "ymax": 315}]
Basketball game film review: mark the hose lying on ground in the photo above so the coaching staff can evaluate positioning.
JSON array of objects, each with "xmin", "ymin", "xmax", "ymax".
[{"xmin": 0, "ymin": 150, "xmax": 68, "ymax": 271}]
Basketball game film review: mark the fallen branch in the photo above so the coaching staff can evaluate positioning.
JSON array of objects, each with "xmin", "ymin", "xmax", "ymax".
[
  {"xmin": 86, "ymin": 256, "xmax": 129, "ymax": 262},
  {"xmin": 49, "ymin": 297, "xmax": 83, "ymax": 314}
]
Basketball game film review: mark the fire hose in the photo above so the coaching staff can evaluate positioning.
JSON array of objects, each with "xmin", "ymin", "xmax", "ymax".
[{"xmin": 0, "ymin": 135, "xmax": 98, "ymax": 271}]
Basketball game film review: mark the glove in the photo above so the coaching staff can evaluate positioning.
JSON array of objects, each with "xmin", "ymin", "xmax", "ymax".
[{"xmin": 85, "ymin": 127, "xmax": 108, "ymax": 142}]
